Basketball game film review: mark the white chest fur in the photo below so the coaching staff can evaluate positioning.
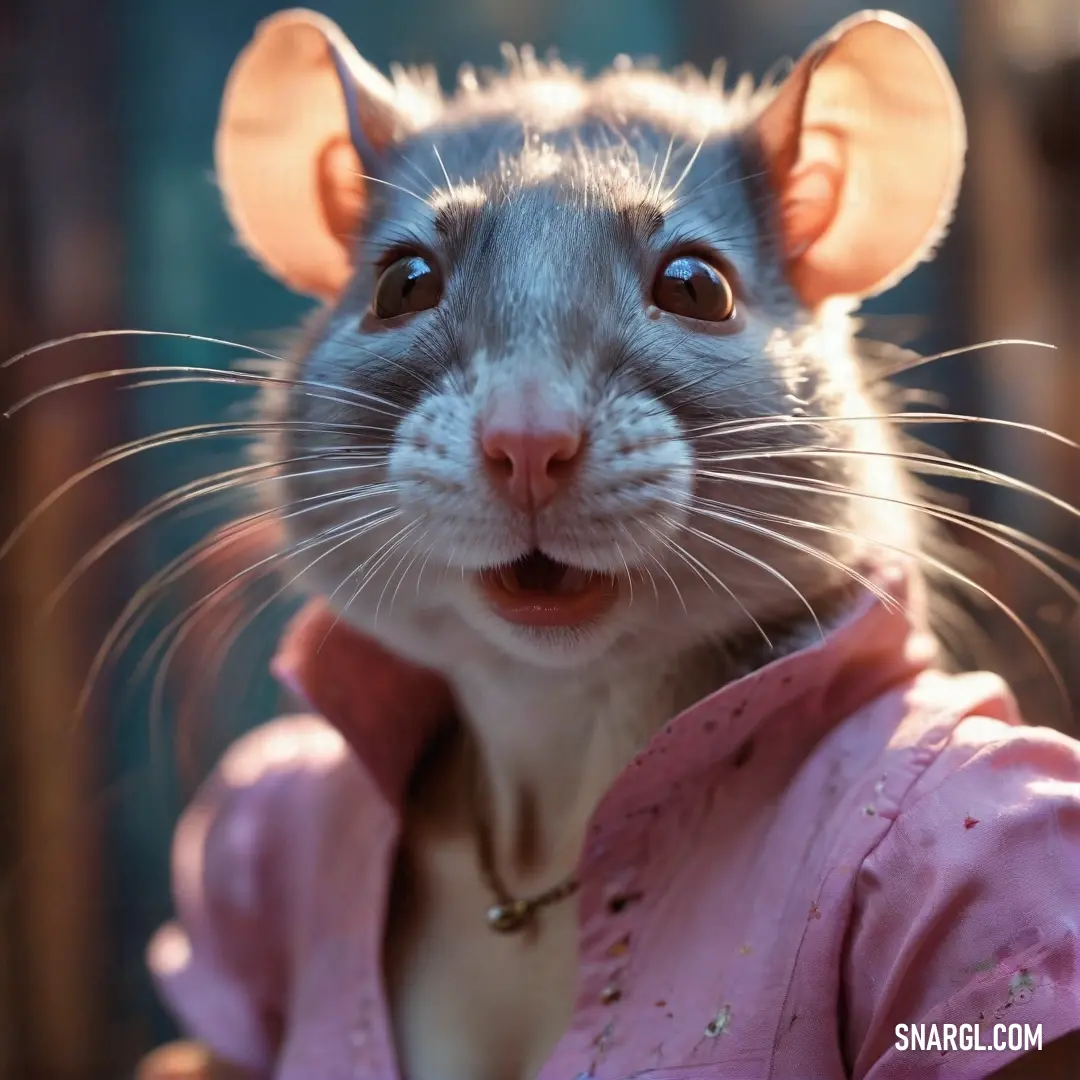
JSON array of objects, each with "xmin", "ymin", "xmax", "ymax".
[{"xmin": 384, "ymin": 816, "xmax": 581, "ymax": 1080}]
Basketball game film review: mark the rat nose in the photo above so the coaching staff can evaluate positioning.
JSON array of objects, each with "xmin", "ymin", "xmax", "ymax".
[{"xmin": 481, "ymin": 424, "xmax": 584, "ymax": 512}]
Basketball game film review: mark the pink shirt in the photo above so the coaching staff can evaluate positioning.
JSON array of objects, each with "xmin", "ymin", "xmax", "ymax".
[{"xmin": 149, "ymin": 569, "xmax": 1080, "ymax": 1078}]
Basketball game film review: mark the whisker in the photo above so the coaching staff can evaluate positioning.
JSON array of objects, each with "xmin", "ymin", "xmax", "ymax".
[
  {"xmin": 172, "ymin": 506, "xmax": 409, "ymax": 721},
  {"xmin": 650, "ymin": 134, "xmax": 676, "ymax": 202},
  {"xmin": 2, "ymin": 327, "xmax": 291, "ymax": 370},
  {"xmin": 676, "ymin": 165, "xmax": 771, "ymax": 208},
  {"xmin": 664, "ymin": 131, "xmax": 708, "ymax": 203},
  {"xmin": 699, "ymin": 447, "xmax": 1080, "ymax": 523},
  {"xmin": 662, "ymin": 512, "xmax": 830, "ymax": 637},
  {"xmin": 689, "ymin": 498, "xmax": 1072, "ymax": 717},
  {"xmin": 413, "ymin": 536, "xmax": 441, "ymax": 599},
  {"xmin": 0, "ymin": 421, "xmax": 384, "ymax": 563},
  {"xmin": 326, "ymin": 518, "xmax": 426, "ymax": 640},
  {"xmin": 686, "ymin": 410, "xmax": 1080, "ymax": 450},
  {"xmin": 646, "ymin": 520, "xmax": 773, "ymax": 646},
  {"xmin": 431, "ymin": 144, "xmax": 454, "ymax": 193},
  {"xmin": 698, "ymin": 468, "xmax": 1080, "ymax": 579},
  {"xmin": 678, "ymin": 499, "xmax": 894, "ymax": 618},
  {"xmin": 145, "ymin": 509, "xmax": 402, "ymax": 752},
  {"xmin": 385, "ymin": 528, "xmax": 432, "ymax": 620},
  {"xmin": 625, "ymin": 525, "xmax": 681, "ymax": 611},
  {"xmin": 78, "ymin": 490, "xmax": 397, "ymax": 722},
  {"xmin": 636, "ymin": 526, "xmax": 690, "ymax": 614},
  {"xmin": 392, "ymin": 150, "xmax": 439, "ymax": 196},
  {"xmin": 123, "ymin": 373, "xmax": 403, "ymax": 419},
  {"xmin": 43, "ymin": 458, "xmax": 391, "ymax": 614},
  {"xmin": 351, "ymin": 170, "xmax": 431, "ymax": 206},
  {"xmin": 132, "ymin": 506, "xmax": 400, "ymax": 694},
  {"xmin": 4, "ymin": 365, "xmax": 402, "ymax": 419},
  {"xmin": 347, "ymin": 338, "xmax": 443, "ymax": 399},
  {"xmin": 612, "ymin": 538, "xmax": 637, "ymax": 609},
  {"xmin": 873, "ymin": 338, "xmax": 1056, "ymax": 380}
]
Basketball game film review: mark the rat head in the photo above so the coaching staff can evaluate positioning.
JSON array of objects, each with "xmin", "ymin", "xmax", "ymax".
[{"xmin": 216, "ymin": 9, "xmax": 964, "ymax": 674}]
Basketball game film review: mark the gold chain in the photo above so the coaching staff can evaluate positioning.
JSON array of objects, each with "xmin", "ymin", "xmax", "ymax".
[{"xmin": 468, "ymin": 744, "xmax": 580, "ymax": 933}]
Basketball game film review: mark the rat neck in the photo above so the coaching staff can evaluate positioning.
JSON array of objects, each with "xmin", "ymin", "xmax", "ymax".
[
  {"xmin": 433, "ymin": 576, "xmax": 870, "ymax": 893},
  {"xmin": 442, "ymin": 646, "xmax": 731, "ymax": 892}
]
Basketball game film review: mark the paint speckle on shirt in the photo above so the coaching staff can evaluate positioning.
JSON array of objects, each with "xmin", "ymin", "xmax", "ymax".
[
  {"xmin": 731, "ymin": 739, "xmax": 755, "ymax": 769},
  {"xmin": 606, "ymin": 891, "xmax": 644, "ymax": 914},
  {"xmin": 606, "ymin": 934, "xmax": 631, "ymax": 958},
  {"xmin": 1008, "ymin": 970, "xmax": 1036, "ymax": 1005},
  {"xmin": 705, "ymin": 1005, "xmax": 732, "ymax": 1037}
]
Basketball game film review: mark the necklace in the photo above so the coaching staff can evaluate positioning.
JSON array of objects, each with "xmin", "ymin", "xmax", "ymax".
[{"xmin": 468, "ymin": 746, "xmax": 580, "ymax": 933}]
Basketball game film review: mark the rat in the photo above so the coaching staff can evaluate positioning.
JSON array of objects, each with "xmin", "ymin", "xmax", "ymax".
[
  {"xmin": 128, "ymin": 7, "xmax": 1080, "ymax": 1080},
  {"xmin": 213, "ymin": 10, "xmax": 947, "ymax": 1077}
]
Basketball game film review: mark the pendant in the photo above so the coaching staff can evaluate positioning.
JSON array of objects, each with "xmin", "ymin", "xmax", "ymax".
[{"xmin": 486, "ymin": 899, "xmax": 531, "ymax": 933}]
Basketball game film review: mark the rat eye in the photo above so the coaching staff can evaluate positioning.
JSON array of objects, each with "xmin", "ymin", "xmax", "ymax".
[
  {"xmin": 373, "ymin": 255, "xmax": 442, "ymax": 319},
  {"xmin": 653, "ymin": 255, "xmax": 735, "ymax": 322}
]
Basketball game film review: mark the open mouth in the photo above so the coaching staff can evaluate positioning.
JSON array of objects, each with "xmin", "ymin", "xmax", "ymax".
[{"xmin": 478, "ymin": 550, "xmax": 618, "ymax": 628}]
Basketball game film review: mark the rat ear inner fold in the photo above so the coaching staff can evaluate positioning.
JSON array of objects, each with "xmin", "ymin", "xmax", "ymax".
[
  {"xmin": 751, "ymin": 10, "xmax": 967, "ymax": 309},
  {"xmin": 215, "ymin": 9, "xmax": 419, "ymax": 301}
]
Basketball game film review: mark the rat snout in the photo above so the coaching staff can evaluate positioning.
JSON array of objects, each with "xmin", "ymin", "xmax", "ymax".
[{"xmin": 479, "ymin": 388, "xmax": 584, "ymax": 513}]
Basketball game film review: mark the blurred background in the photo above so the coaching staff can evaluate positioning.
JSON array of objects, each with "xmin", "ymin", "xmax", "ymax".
[{"xmin": 1, "ymin": 0, "xmax": 1078, "ymax": 1076}]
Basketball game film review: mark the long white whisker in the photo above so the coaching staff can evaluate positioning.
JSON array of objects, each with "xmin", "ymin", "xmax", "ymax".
[
  {"xmin": 680, "ymin": 500, "xmax": 897, "ymax": 613},
  {"xmin": 79, "ymin": 491, "xmax": 397, "ymax": 721},
  {"xmin": 688, "ymin": 495, "xmax": 1070, "ymax": 714},
  {"xmin": 134, "ymin": 506, "xmax": 400, "ymax": 695},
  {"xmin": 664, "ymin": 132, "xmax": 708, "ymax": 203},
  {"xmin": 328, "ymin": 518, "xmax": 426, "ymax": 639},
  {"xmin": 698, "ymin": 467, "xmax": 1080, "ymax": 578},
  {"xmin": 431, "ymin": 144, "xmax": 454, "ymax": 193},
  {"xmin": 386, "ymin": 528, "xmax": 432, "ymax": 620},
  {"xmin": 686, "ymin": 410, "xmax": 1079, "ymax": 450},
  {"xmin": 144, "ymin": 509, "xmax": 402, "ymax": 751},
  {"xmin": 651, "ymin": 134, "xmax": 675, "ymax": 202},
  {"xmin": 3, "ymin": 328, "xmax": 290, "ymax": 369},
  {"xmin": 352, "ymin": 170, "xmax": 431, "ymax": 206},
  {"xmin": 661, "ymin": 513, "xmax": 829, "ymax": 637},
  {"xmin": 646, "ymin": 521, "xmax": 773, "ymax": 647},
  {"xmin": 874, "ymin": 338, "xmax": 1056, "ymax": 379},
  {"xmin": 4, "ymin": 365, "xmax": 402, "ymax": 419},
  {"xmin": 43, "ymin": 460, "xmax": 392, "ymax": 614},
  {"xmin": 700, "ymin": 447, "xmax": 1080, "ymax": 523}
]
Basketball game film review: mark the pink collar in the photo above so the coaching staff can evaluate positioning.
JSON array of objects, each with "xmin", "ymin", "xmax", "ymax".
[{"xmin": 270, "ymin": 566, "xmax": 937, "ymax": 814}]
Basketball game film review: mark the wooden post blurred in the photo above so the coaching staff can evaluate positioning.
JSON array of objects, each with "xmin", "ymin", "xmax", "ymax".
[
  {"xmin": 962, "ymin": 0, "xmax": 1080, "ymax": 725},
  {"xmin": 0, "ymin": 0, "xmax": 122, "ymax": 1076}
]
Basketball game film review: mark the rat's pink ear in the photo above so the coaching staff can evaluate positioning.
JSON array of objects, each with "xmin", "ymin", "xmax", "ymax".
[
  {"xmin": 216, "ymin": 9, "xmax": 428, "ymax": 301},
  {"xmin": 752, "ymin": 10, "xmax": 965, "ymax": 309}
]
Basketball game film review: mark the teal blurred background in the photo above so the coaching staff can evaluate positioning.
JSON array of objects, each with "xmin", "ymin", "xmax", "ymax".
[{"xmin": 3, "ymin": 1, "xmax": 1079, "ymax": 1077}]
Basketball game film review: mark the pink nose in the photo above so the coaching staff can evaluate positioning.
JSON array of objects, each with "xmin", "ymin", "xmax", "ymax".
[{"xmin": 481, "ymin": 425, "xmax": 584, "ymax": 511}]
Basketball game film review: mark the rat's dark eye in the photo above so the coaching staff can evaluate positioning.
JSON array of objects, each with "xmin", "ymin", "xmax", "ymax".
[
  {"xmin": 653, "ymin": 255, "xmax": 735, "ymax": 322},
  {"xmin": 373, "ymin": 255, "xmax": 442, "ymax": 319}
]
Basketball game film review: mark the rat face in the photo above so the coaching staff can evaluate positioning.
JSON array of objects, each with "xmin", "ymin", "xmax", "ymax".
[{"xmin": 219, "ymin": 12, "xmax": 965, "ymax": 674}]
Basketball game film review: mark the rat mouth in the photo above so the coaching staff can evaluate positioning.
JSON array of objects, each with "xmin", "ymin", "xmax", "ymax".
[{"xmin": 477, "ymin": 550, "xmax": 618, "ymax": 628}]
